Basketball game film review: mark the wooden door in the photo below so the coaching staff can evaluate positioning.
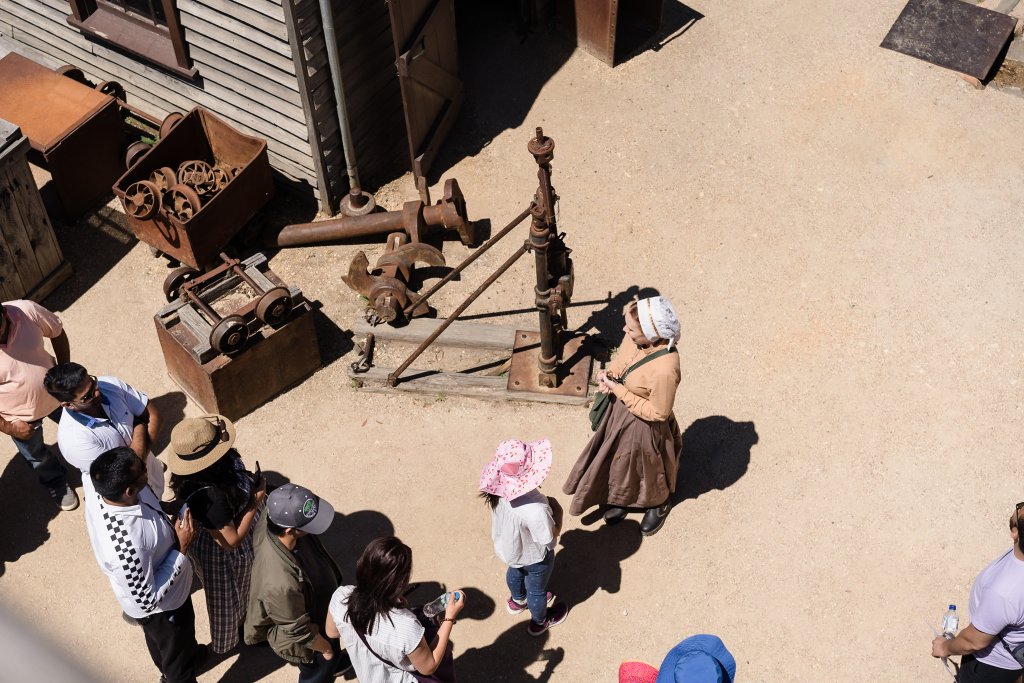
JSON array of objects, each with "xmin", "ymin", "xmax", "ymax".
[{"xmin": 386, "ymin": 0, "xmax": 463, "ymax": 180}]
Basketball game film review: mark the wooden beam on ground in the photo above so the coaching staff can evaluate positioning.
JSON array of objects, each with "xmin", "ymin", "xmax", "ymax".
[{"xmin": 351, "ymin": 317, "xmax": 518, "ymax": 350}]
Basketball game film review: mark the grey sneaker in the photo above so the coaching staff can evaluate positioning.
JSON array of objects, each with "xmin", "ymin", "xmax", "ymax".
[{"xmin": 55, "ymin": 488, "xmax": 79, "ymax": 511}]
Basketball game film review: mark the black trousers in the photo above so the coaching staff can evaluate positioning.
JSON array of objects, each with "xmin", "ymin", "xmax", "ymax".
[
  {"xmin": 958, "ymin": 654, "xmax": 1023, "ymax": 683},
  {"xmin": 138, "ymin": 597, "xmax": 199, "ymax": 683}
]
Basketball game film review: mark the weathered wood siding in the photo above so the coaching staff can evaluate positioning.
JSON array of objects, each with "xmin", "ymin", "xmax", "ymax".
[
  {"xmin": 283, "ymin": 0, "xmax": 408, "ymax": 202},
  {"xmin": 0, "ymin": 0, "xmax": 322, "ymax": 199}
]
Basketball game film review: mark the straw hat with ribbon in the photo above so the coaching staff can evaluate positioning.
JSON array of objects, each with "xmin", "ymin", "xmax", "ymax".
[{"xmin": 168, "ymin": 415, "xmax": 237, "ymax": 476}]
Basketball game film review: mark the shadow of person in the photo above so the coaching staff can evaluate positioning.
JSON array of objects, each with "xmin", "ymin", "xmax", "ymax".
[
  {"xmin": 572, "ymin": 286, "xmax": 661, "ymax": 348},
  {"xmin": 552, "ymin": 520, "xmax": 642, "ymax": 608},
  {"xmin": 148, "ymin": 391, "xmax": 187, "ymax": 455},
  {"xmin": 455, "ymin": 621, "xmax": 563, "ymax": 682},
  {"xmin": 211, "ymin": 638, "xmax": 288, "ymax": 683},
  {"xmin": 0, "ymin": 453, "xmax": 57, "ymax": 578},
  {"xmin": 404, "ymin": 583, "xmax": 496, "ymax": 622},
  {"xmin": 672, "ymin": 417, "xmax": 758, "ymax": 505},
  {"xmin": 318, "ymin": 509, "xmax": 396, "ymax": 581}
]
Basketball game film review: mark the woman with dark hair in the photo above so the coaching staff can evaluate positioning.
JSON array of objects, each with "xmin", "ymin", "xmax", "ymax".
[
  {"xmin": 167, "ymin": 415, "xmax": 266, "ymax": 655},
  {"xmin": 564, "ymin": 295, "xmax": 683, "ymax": 537},
  {"xmin": 326, "ymin": 536, "xmax": 464, "ymax": 682}
]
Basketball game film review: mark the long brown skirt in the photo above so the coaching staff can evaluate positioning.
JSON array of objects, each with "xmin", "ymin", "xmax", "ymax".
[{"xmin": 563, "ymin": 396, "xmax": 682, "ymax": 516}]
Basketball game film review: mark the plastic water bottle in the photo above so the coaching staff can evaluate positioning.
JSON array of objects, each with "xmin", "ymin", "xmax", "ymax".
[
  {"xmin": 422, "ymin": 591, "xmax": 462, "ymax": 619},
  {"xmin": 941, "ymin": 605, "xmax": 958, "ymax": 638}
]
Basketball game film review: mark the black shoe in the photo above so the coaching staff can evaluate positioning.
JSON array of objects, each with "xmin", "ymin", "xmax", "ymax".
[
  {"xmin": 640, "ymin": 503, "xmax": 671, "ymax": 536},
  {"xmin": 603, "ymin": 506, "xmax": 628, "ymax": 523},
  {"xmin": 333, "ymin": 649, "xmax": 353, "ymax": 677}
]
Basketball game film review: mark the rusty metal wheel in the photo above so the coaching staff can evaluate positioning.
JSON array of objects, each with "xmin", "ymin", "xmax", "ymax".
[
  {"xmin": 210, "ymin": 315, "xmax": 248, "ymax": 356},
  {"xmin": 255, "ymin": 287, "xmax": 292, "ymax": 327},
  {"xmin": 95, "ymin": 80, "xmax": 126, "ymax": 101},
  {"xmin": 165, "ymin": 184, "xmax": 202, "ymax": 222},
  {"xmin": 124, "ymin": 141, "xmax": 151, "ymax": 169},
  {"xmin": 55, "ymin": 64, "xmax": 89, "ymax": 85},
  {"xmin": 162, "ymin": 266, "xmax": 200, "ymax": 301},
  {"xmin": 177, "ymin": 160, "xmax": 214, "ymax": 195},
  {"xmin": 209, "ymin": 166, "xmax": 230, "ymax": 193},
  {"xmin": 149, "ymin": 167, "xmax": 177, "ymax": 194},
  {"xmin": 122, "ymin": 180, "xmax": 161, "ymax": 220},
  {"xmin": 160, "ymin": 112, "xmax": 184, "ymax": 139}
]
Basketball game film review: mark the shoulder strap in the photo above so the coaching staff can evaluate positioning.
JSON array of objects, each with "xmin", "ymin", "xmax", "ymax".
[{"xmin": 621, "ymin": 347, "xmax": 676, "ymax": 380}]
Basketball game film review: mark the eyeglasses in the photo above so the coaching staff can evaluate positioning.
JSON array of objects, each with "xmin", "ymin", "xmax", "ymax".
[
  {"xmin": 71, "ymin": 375, "xmax": 98, "ymax": 404},
  {"xmin": 212, "ymin": 417, "xmax": 230, "ymax": 443}
]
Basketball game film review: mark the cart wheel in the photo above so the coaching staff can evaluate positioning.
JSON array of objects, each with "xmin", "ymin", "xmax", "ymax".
[
  {"xmin": 55, "ymin": 64, "xmax": 88, "ymax": 85},
  {"xmin": 256, "ymin": 287, "xmax": 292, "ymax": 327},
  {"xmin": 210, "ymin": 316, "xmax": 248, "ymax": 356},
  {"xmin": 124, "ymin": 141, "xmax": 151, "ymax": 169},
  {"xmin": 160, "ymin": 112, "xmax": 184, "ymax": 139},
  {"xmin": 162, "ymin": 266, "xmax": 200, "ymax": 301},
  {"xmin": 165, "ymin": 184, "xmax": 202, "ymax": 222},
  {"xmin": 209, "ymin": 166, "xmax": 230, "ymax": 193},
  {"xmin": 122, "ymin": 180, "xmax": 161, "ymax": 220},
  {"xmin": 177, "ymin": 160, "xmax": 214, "ymax": 195},
  {"xmin": 149, "ymin": 167, "xmax": 177, "ymax": 194},
  {"xmin": 95, "ymin": 80, "xmax": 126, "ymax": 102}
]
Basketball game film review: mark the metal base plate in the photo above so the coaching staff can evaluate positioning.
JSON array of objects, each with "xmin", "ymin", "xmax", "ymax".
[
  {"xmin": 881, "ymin": 0, "xmax": 1016, "ymax": 80},
  {"xmin": 507, "ymin": 331, "xmax": 593, "ymax": 397}
]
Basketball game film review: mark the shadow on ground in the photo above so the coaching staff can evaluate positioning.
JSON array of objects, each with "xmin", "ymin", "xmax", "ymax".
[
  {"xmin": 673, "ymin": 417, "xmax": 758, "ymax": 505},
  {"xmin": 456, "ymin": 621, "xmax": 563, "ymax": 682},
  {"xmin": 0, "ymin": 451, "xmax": 57, "ymax": 578},
  {"xmin": 553, "ymin": 520, "xmax": 642, "ymax": 607}
]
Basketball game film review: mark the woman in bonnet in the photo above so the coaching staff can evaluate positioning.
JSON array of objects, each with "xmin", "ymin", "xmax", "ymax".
[{"xmin": 563, "ymin": 295, "xmax": 683, "ymax": 536}]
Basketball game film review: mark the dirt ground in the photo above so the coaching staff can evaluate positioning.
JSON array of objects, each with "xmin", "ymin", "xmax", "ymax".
[{"xmin": 2, "ymin": 0, "xmax": 1024, "ymax": 681}]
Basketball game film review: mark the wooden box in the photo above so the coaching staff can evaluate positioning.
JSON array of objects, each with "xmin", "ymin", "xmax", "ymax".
[
  {"xmin": 0, "ymin": 119, "xmax": 72, "ymax": 301},
  {"xmin": 155, "ymin": 290, "xmax": 321, "ymax": 421}
]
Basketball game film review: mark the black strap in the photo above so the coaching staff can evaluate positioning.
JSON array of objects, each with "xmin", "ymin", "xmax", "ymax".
[
  {"xmin": 619, "ymin": 347, "xmax": 676, "ymax": 381},
  {"xmin": 354, "ymin": 628, "xmax": 405, "ymax": 671}
]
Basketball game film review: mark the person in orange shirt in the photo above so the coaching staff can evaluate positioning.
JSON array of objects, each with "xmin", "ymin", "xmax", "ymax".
[{"xmin": 0, "ymin": 300, "xmax": 77, "ymax": 511}]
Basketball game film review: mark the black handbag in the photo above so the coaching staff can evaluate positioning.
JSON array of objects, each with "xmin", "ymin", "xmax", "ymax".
[{"xmin": 588, "ymin": 347, "xmax": 676, "ymax": 431}]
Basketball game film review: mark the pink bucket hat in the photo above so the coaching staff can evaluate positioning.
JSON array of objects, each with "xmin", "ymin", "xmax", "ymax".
[
  {"xmin": 618, "ymin": 661, "xmax": 658, "ymax": 683},
  {"xmin": 478, "ymin": 438, "xmax": 553, "ymax": 501}
]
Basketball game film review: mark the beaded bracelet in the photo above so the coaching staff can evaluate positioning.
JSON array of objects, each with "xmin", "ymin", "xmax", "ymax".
[{"xmin": 441, "ymin": 618, "xmax": 456, "ymax": 625}]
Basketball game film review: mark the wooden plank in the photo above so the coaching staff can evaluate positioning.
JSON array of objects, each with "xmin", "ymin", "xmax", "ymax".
[
  {"xmin": 4, "ymin": 159, "xmax": 62, "ymax": 274},
  {"xmin": 24, "ymin": 260, "xmax": 72, "ymax": 304},
  {"xmin": 189, "ymin": 42, "xmax": 297, "ymax": 92},
  {"xmin": 281, "ymin": 0, "xmax": 335, "ymax": 213},
  {"xmin": 180, "ymin": 11, "xmax": 292, "ymax": 63},
  {"xmin": 218, "ymin": 0, "xmax": 284, "ymax": 22},
  {"xmin": 0, "ymin": 164, "xmax": 42, "ymax": 287},
  {"xmin": 348, "ymin": 366, "xmax": 589, "ymax": 406},
  {"xmin": 189, "ymin": 46, "xmax": 300, "ymax": 103},
  {"xmin": 179, "ymin": 0, "xmax": 288, "ymax": 44},
  {"xmin": 0, "ymin": 230, "xmax": 26, "ymax": 301},
  {"xmin": 351, "ymin": 318, "xmax": 519, "ymax": 349}
]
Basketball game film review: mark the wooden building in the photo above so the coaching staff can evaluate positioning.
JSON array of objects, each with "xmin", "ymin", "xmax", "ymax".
[{"xmin": 0, "ymin": 0, "xmax": 463, "ymax": 213}]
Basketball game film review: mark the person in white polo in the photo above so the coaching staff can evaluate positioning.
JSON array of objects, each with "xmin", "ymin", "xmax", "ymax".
[{"xmin": 43, "ymin": 362, "xmax": 164, "ymax": 505}]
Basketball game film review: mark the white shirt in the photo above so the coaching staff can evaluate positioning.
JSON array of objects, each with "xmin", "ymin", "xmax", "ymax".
[
  {"xmin": 491, "ymin": 489, "xmax": 555, "ymax": 568},
  {"xmin": 85, "ymin": 486, "xmax": 192, "ymax": 619},
  {"xmin": 969, "ymin": 548, "xmax": 1024, "ymax": 669},
  {"xmin": 57, "ymin": 376, "xmax": 164, "ymax": 501},
  {"xmin": 329, "ymin": 586, "xmax": 424, "ymax": 683}
]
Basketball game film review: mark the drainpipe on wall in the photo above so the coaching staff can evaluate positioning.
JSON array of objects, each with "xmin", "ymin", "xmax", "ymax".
[{"xmin": 318, "ymin": 0, "xmax": 376, "ymax": 216}]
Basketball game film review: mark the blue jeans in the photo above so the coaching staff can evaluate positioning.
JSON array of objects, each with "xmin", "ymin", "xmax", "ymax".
[
  {"xmin": 506, "ymin": 549, "xmax": 555, "ymax": 625},
  {"xmin": 10, "ymin": 407, "xmax": 67, "ymax": 495},
  {"xmin": 296, "ymin": 638, "xmax": 350, "ymax": 683}
]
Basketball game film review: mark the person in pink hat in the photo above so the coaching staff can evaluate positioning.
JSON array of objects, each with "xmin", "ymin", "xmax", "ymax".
[{"xmin": 479, "ymin": 438, "xmax": 568, "ymax": 636}]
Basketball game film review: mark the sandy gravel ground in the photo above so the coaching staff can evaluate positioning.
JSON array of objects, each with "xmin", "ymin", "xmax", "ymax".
[{"xmin": 2, "ymin": 1, "xmax": 1023, "ymax": 681}]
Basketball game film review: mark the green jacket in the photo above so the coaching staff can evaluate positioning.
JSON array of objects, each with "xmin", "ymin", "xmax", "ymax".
[{"xmin": 243, "ymin": 513, "xmax": 343, "ymax": 664}]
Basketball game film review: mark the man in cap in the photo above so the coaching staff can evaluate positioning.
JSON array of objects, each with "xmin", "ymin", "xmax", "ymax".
[
  {"xmin": 245, "ymin": 483, "xmax": 352, "ymax": 682},
  {"xmin": 931, "ymin": 504, "xmax": 1024, "ymax": 682},
  {"xmin": 44, "ymin": 362, "xmax": 163, "ymax": 505},
  {"xmin": 0, "ymin": 300, "xmax": 77, "ymax": 510}
]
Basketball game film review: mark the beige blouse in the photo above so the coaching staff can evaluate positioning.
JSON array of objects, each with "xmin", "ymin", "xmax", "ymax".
[{"xmin": 605, "ymin": 336, "xmax": 681, "ymax": 422}]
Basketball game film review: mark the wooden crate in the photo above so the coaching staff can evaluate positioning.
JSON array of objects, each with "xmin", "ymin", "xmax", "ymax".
[{"xmin": 0, "ymin": 119, "xmax": 72, "ymax": 302}]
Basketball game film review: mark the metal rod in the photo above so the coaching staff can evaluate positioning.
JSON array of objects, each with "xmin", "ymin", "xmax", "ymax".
[
  {"xmin": 402, "ymin": 205, "xmax": 533, "ymax": 315},
  {"xmin": 220, "ymin": 252, "xmax": 265, "ymax": 293},
  {"xmin": 388, "ymin": 243, "xmax": 531, "ymax": 386},
  {"xmin": 318, "ymin": 0, "xmax": 361, "ymax": 209}
]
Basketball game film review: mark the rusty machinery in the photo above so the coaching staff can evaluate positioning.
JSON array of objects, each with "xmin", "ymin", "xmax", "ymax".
[
  {"xmin": 122, "ymin": 157, "xmax": 242, "ymax": 224},
  {"xmin": 379, "ymin": 127, "xmax": 581, "ymax": 391},
  {"xmin": 163, "ymin": 252, "xmax": 293, "ymax": 357}
]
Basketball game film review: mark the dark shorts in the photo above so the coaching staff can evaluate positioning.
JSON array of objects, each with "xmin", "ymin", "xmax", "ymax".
[{"xmin": 958, "ymin": 654, "xmax": 1023, "ymax": 683}]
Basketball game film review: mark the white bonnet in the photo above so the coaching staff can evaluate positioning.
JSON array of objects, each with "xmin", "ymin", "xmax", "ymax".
[{"xmin": 636, "ymin": 296, "xmax": 681, "ymax": 349}]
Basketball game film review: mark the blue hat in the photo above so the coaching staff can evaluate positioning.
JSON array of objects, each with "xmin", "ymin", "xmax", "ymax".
[{"xmin": 655, "ymin": 635, "xmax": 736, "ymax": 683}]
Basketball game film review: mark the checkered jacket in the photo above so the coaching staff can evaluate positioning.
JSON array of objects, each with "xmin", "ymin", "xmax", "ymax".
[{"xmin": 85, "ymin": 487, "xmax": 193, "ymax": 619}]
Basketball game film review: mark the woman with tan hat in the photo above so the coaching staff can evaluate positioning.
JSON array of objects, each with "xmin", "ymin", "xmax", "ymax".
[
  {"xmin": 563, "ymin": 295, "xmax": 683, "ymax": 536},
  {"xmin": 168, "ymin": 414, "xmax": 266, "ymax": 655}
]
